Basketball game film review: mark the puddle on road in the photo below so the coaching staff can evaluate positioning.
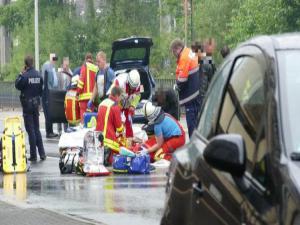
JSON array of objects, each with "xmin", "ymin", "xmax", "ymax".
[{"xmin": 0, "ymin": 173, "xmax": 27, "ymax": 201}]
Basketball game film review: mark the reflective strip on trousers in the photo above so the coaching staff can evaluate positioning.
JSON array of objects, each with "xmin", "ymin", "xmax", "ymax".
[{"xmin": 179, "ymin": 91, "xmax": 200, "ymax": 105}]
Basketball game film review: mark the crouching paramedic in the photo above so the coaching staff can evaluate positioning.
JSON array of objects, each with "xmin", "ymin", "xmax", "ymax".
[
  {"xmin": 108, "ymin": 69, "xmax": 141, "ymax": 138},
  {"xmin": 64, "ymin": 75, "xmax": 80, "ymax": 126},
  {"xmin": 140, "ymin": 101, "xmax": 185, "ymax": 162},
  {"xmin": 96, "ymin": 86, "xmax": 124, "ymax": 164}
]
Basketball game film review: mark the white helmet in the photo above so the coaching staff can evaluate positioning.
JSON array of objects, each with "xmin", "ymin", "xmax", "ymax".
[
  {"xmin": 127, "ymin": 69, "xmax": 140, "ymax": 89},
  {"xmin": 143, "ymin": 101, "xmax": 161, "ymax": 124},
  {"xmin": 71, "ymin": 75, "xmax": 79, "ymax": 87}
]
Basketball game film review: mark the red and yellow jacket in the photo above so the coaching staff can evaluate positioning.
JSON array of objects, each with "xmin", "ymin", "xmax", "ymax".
[
  {"xmin": 96, "ymin": 96, "xmax": 124, "ymax": 152},
  {"xmin": 64, "ymin": 89, "xmax": 80, "ymax": 125},
  {"xmin": 77, "ymin": 62, "xmax": 98, "ymax": 101},
  {"xmin": 176, "ymin": 47, "xmax": 200, "ymax": 106}
]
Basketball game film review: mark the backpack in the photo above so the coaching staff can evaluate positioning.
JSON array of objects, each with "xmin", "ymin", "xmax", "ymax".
[{"xmin": 59, "ymin": 148, "xmax": 82, "ymax": 174}]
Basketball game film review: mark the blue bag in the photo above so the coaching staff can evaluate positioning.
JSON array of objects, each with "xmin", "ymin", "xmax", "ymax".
[
  {"xmin": 83, "ymin": 112, "xmax": 98, "ymax": 128},
  {"xmin": 112, "ymin": 155, "xmax": 131, "ymax": 173},
  {"xmin": 129, "ymin": 154, "xmax": 150, "ymax": 174}
]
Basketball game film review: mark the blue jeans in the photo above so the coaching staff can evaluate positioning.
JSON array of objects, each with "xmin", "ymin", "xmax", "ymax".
[{"xmin": 185, "ymin": 98, "xmax": 201, "ymax": 137}]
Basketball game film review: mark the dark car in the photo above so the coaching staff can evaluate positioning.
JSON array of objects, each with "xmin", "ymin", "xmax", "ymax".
[
  {"xmin": 110, "ymin": 37, "xmax": 180, "ymax": 123},
  {"xmin": 161, "ymin": 33, "xmax": 300, "ymax": 225}
]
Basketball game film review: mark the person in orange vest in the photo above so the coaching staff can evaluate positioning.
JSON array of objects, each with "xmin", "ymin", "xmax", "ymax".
[
  {"xmin": 96, "ymin": 86, "xmax": 124, "ymax": 164},
  {"xmin": 64, "ymin": 75, "xmax": 81, "ymax": 126},
  {"xmin": 170, "ymin": 39, "xmax": 201, "ymax": 137},
  {"xmin": 107, "ymin": 69, "xmax": 141, "ymax": 139},
  {"xmin": 77, "ymin": 53, "xmax": 98, "ymax": 121},
  {"xmin": 139, "ymin": 101, "xmax": 185, "ymax": 162}
]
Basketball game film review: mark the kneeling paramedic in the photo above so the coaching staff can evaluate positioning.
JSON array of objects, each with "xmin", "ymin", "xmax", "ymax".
[
  {"xmin": 140, "ymin": 101, "xmax": 185, "ymax": 162},
  {"xmin": 15, "ymin": 55, "xmax": 46, "ymax": 161},
  {"xmin": 95, "ymin": 86, "xmax": 124, "ymax": 165},
  {"xmin": 108, "ymin": 69, "xmax": 141, "ymax": 139}
]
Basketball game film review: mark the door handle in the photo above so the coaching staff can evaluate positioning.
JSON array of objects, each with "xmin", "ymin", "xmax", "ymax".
[{"xmin": 193, "ymin": 181, "xmax": 204, "ymax": 197}]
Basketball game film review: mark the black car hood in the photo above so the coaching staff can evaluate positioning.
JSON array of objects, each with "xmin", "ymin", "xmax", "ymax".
[{"xmin": 110, "ymin": 37, "xmax": 153, "ymax": 70}]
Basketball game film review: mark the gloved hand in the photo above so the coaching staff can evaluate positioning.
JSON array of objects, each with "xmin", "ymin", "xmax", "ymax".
[
  {"xmin": 128, "ymin": 106, "xmax": 135, "ymax": 116},
  {"xmin": 87, "ymin": 99, "xmax": 93, "ymax": 109},
  {"xmin": 139, "ymin": 146, "xmax": 149, "ymax": 155}
]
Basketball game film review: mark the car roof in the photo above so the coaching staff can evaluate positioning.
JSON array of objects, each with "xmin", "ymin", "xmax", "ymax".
[{"xmin": 237, "ymin": 33, "xmax": 300, "ymax": 57}]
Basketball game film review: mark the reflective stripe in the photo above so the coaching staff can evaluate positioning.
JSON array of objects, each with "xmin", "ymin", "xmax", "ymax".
[
  {"xmin": 179, "ymin": 91, "xmax": 199, "ymax": 105},
  {"xmin": 154, "ymin": 148, "xmax": 164, "ymax": 161},
  {"xmin": 104, "ymin": 138, "xmax": 120, "ymax": 152},
  {"xmin": 116, "ymin": 124, "xmax": 124, "ymax": 133},
  {"xmin": 77, "ymin": 80, "xmax": 84, "ymax": 89},
  {"xmin": 177, "ymin": 77, "xmax": 188, "ymax": 82},
  {"xmin": 188, "ymin": 66, "xmax": 199, "ymax": 75},
  {"xmin": 78, "ymin": 93, "xmax": 92, "ymax": 101},
  {"xmin": 103, "ymin": 98, "xmax": 115, "ymax": 137}
]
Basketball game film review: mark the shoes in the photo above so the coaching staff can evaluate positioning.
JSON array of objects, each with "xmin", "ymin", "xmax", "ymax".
[
  {"xmin": 40, "ymin": 156, "xmax": 47, "ymax": 161},
  {"xmin": 46, "ymin": 133, "xmax": 59, "ymax": 138},
  {"xmin": 28, "ymin": 157, "xmax": 37, "ymax": 162}
]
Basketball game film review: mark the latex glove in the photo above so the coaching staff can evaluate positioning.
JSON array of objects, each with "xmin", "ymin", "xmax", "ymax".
[
  {"xmin": 139, "ymin": 146, "xmax": 149, "ymax": 155},
  {"xmin": 121, "ymin": 112, "xmax": 126, "ymax": 123},
  {"xmin": 128, "ymin": 106, "xmax": 135, "ymax": 116},
  {"xmin": 87, "ymin": 100, "xmax": 93, "ymax": 109}
]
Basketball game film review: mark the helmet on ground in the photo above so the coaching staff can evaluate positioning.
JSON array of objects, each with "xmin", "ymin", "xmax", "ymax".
[
  {"xmin": 71, "ymin": 75, "xmax": 79, "ymax": 87},
  {"xmin": 127, "ymin": 69, "xmax": 140, "ymax": 89},
  {"xmin": 143, "ymin": 101, "xmax": 161, "ymax": 124}
]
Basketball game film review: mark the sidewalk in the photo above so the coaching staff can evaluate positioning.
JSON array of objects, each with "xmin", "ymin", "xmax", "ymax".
[{"xmin": 0, "ymin": 201, "xmax": 102, "ymax": 225}]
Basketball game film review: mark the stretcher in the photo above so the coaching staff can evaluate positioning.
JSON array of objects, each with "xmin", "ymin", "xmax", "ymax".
[{"xmin": 1, "ymin": 117, "xmax": 26, "ymax": 173}]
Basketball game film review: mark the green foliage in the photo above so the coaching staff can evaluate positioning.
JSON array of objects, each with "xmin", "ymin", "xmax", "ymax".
[{"xmin": 1, "ymin": 0, "xmax": 300, "ymax": 81}]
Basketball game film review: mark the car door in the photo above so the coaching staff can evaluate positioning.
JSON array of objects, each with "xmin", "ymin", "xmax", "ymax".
[
  {"xmin": 190, "ymin": 59, "xmax": 243, "ymax": 225},
  {"xmin": 192, "ymin": 46, "xmax": 278, "ymax": 225}
]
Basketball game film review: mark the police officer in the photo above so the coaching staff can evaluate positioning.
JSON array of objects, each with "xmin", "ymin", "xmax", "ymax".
[{"xmin": 15, "ymin": 55, "xmax": 46, "ymax": 161}]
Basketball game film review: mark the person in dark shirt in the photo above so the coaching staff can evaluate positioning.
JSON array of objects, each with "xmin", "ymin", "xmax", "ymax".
[{"xmin": 15, "ymin": 55, "xmax": 46, "ymax": 161}]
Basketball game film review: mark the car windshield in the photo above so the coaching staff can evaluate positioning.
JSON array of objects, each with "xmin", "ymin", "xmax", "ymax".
[
  {"xmin": 113, "ymin": 47, "xmax": 146, "ymax": 63},
  {"xmin": 277, "ymin": 50, "xmax": 300, "ymax": 153}
]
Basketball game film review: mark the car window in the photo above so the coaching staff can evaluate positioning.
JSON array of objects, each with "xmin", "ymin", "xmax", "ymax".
[
  {"xmin": 277, "ymin": 50, "xmax": 300, "ymax": 154},
  {"xmin": 219, "ymin": 54, "xmax": 267, "ymax": 180},
  {"xmin": 114, "ymin": 48, "xmax": 146, "ymax": 63},
  {"xmin": 198, "ymin": 61, "xmax": 232, "ymax": 139}
]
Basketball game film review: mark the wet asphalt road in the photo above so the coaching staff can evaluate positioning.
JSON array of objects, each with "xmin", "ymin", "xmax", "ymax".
[{"xmin": 0, "ymin": 110, "xmax": 171, "ymax": 225}]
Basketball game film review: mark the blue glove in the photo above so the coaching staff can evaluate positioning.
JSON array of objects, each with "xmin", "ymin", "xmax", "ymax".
[
  {"xmin": 87, "ymin": 100, "xmax": 93, "ymax": 109},
  {"xmin": 139, "ymin": 146, "xmax": 149, "ymax": 155}
]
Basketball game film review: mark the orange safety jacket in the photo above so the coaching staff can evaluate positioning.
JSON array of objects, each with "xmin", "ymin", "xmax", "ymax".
[
  {"xmin": 64, "ymin": 89, "xmax": 80, "ymax": 125},
  {"xmin": 176, "ymin": 47, "xmax": 200, "ymax": 106},
  {"xmin": 95, "ymin": 96, "xmax": 124, "ymax": 152},
  {"xmin": 77, "ymin": 62, "xmax": 98, "ymax": 101}
]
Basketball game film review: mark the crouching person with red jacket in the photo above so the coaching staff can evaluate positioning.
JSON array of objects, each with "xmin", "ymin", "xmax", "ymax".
[
  {"xmin": 140, "ymin": 101, "xmax": 185, "ymax": 162},
  {"xmin": 96, "ymin": 86, "xmax": 124, "ymax": 165}
]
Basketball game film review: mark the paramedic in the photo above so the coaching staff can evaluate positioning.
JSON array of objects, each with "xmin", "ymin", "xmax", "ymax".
[
  {"xmin": 15, "ymin": 55, "xmax": 46, "ymax": 161},
  {"xmin": 140, "ymin": 101, "xmax": 185, "ymax": 162},
  {"xmin": 77, "ymin": 53, "xmax": 98, "ymax": 121},
  {"xmin": 170, "ymin": 39, "xmax": 201, "ymax": 137},
  {"xmin": 107, "ymin": 70, "xmax": 141, "ymax": 138},
  {"xmin": 96, "ymin": 86, "xmax": 124, "ymax": 164}
]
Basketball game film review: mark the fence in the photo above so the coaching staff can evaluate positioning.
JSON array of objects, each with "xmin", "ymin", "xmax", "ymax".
[{"xmin": 0, "ymin": 79, "xmax": 175, "ymax": 109}]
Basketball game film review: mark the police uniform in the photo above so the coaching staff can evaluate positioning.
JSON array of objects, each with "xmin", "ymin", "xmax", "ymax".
[{"xmin": 15, "ymin": 67, "xmax": 46, "ymax": 161}]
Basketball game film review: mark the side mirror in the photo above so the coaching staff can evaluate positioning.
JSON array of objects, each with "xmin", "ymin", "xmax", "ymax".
[{"xmin": 203, "ymin": 134, "xmax": 246, "ymax": 177}]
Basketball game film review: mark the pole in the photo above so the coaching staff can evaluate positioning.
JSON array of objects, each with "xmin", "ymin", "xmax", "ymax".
[
  {"xmin": 34, "ymin": 0, "xmax": 39, "ymax": 70},
  {"xmin": 190, "ymin": 0, "xmax": 193, "ymax": 42},
  {"xmin": 184, "ymin": 0, "xmax": 188, "ymax": 45}
]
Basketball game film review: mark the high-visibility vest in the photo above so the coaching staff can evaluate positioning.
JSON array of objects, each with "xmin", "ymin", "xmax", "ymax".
[
  {"xmin": 77, "ymin": 62, "xmax": 98, "ymax": 101},
  {"xmin": 96, "ymin": 97, "xmax": 124, "ymax": 152},
  {"xmin": 176, "ymin": 47, "xmax": 200, "ymax": 106},
  {"xmin": 65, "ymin": 89, "xmax": 80, "ymax": 125}
]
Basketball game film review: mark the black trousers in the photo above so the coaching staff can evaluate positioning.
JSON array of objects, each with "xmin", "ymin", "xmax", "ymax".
[
  {"xmin": 42, "ymin": 95, "xmax": 53, "ymax": 134},
  {"xmin": 23, "ymin": 109, "xmax": 45, "ymax": 159}
]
